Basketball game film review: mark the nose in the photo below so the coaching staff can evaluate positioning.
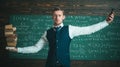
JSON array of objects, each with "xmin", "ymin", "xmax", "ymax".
[
  {"xmin": 56, "ymin": 16, "xmax": 59, "ymax": 19},
  {"xmin": 55, "ymin": 16, "xmax": 59, "ymax": 20}
]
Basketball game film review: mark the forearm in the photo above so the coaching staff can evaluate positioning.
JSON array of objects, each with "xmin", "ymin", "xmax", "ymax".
[
  {"xmin": 18, "ymin": 47, "xmax": 40, "ymax": 53},
  {"xmin": 18, "ymin": 46, "xmax": 42, "ymax": 53},
  {"xmin": 17, "ymin": 38, "xmax": 47, "ymax": 53},
  {"xmin": 84, "ymin": 20, "xmax": 109, "ymax": 34}
]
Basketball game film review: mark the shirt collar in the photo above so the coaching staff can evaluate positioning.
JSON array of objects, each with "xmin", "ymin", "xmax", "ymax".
[{"xmin": 53, "ymin": 23, "xmax": 64, "ymax": 28}]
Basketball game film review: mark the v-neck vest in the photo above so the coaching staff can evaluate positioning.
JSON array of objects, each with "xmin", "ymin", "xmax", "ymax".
[{"xmin": 46, "ymin": 26, "xmax": 71, "ymax": 67}]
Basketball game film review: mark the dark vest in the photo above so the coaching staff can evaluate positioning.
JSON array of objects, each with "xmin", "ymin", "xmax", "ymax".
[{"xmin": 46, "ymin": 26, "xmax": 72, "ymax": 67}]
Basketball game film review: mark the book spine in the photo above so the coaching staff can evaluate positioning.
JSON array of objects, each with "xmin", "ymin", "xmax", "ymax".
[{"xmin": 4, "ymin": 24, "xmax": 17, "ymax": 47}]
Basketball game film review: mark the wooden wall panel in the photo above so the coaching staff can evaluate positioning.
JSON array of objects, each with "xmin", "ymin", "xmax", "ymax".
[{"xmin": 0, "ymin": 0, "xmax": 120, "ymax": 15}]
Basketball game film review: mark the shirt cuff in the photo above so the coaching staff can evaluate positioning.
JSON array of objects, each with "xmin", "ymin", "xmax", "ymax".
[
  {"xmin": 17, "ymin": 48, "xmax": 22, "ymax": 53},
  {"xmin": 104, "ymin": 20, "xmax": 109, "ymax": 25}
]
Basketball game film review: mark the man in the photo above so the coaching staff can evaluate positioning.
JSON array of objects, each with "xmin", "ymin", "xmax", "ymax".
[{"xmin": 6, "ymin": 7, "xmax": 114, "ymax": 67}]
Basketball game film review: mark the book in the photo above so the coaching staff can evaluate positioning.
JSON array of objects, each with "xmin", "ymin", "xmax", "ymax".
[
  {"xmin": 5, "ymin": 24, "xmax": 13, "ymax": 30},
  {"xmin": 6, "ymin": 35, "xmax": 17, "ymax": 42},
  {"xmin": 5, "ymin": 31, "xmax": 14, "ymax": 36},
  {"xmin": 7, "ymin": 41, "xmax": 17, "ymax": 47}
]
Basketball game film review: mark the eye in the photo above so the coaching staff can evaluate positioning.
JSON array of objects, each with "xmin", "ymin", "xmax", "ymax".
[{"xmin": 59, "ymin": 15, "xmax": 61, "ymax": 17}]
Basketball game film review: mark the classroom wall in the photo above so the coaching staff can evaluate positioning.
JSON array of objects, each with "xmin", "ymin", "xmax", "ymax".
[{"xmin": 0, "ymin": 0, "xmax": 120, "ymax": 67}]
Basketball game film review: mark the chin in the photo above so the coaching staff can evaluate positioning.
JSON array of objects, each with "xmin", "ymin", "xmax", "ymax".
[
  {"xmin": 57, "ymin": 23, "xmax": 61, "ymax": 25},
  {"xmin": 55, "ymin": 22, "xmax": 60, "ymax": 25}
]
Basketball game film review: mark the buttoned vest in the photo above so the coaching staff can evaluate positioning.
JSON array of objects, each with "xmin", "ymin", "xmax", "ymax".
[{"xmin": 46, "ymin": 26, "xmax": 72, "ymax": 67}]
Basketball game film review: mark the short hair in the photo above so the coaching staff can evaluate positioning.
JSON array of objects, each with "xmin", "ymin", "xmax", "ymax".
[{"xmin": 52, "ymin": 7, "xmax": 64, "ymax": 15}]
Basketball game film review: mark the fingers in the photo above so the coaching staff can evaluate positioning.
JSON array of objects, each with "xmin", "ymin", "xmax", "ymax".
[
  {"xmin": 106, "ymin": 12, "xmax": 115, "ymax": 23},
  {"xmin": 108, "ymin": 13, "xmax": 114, "ymax": 20},
  {"xmin": 6, "ymin": 47, "xmax": 17, "ymax": 52}
]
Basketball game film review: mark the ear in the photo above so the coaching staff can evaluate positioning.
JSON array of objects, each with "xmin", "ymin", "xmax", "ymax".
[{"xmin": 63, "ymin": 15, "xmax": 65, "ymax": 20}]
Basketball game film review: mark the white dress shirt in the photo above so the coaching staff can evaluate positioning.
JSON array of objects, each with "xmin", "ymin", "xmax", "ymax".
[{"xmin": 18, "ymin": 20, "xmax": 109, "ymax": 53}]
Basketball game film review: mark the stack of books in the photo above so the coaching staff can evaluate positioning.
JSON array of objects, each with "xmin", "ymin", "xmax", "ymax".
[{"xmin": 4, "ymin": 24, "xmax": 17, "ymax": 47}]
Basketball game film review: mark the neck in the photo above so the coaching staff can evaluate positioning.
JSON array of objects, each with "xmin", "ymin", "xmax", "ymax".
[
  {"xmin": 54, "ymin": 23, "xmax": 61, "ymax": 26},
  {"xmin": 53, "ymin": 23, "xmax": 64, "ymax": 27}
]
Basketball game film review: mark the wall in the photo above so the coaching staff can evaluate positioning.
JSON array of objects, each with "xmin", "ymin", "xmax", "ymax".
[{"xmin": 0, "ymin": 0, "xmax": 120, "ymax": 67}]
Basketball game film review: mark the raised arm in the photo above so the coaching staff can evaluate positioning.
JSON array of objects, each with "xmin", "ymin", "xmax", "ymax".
[
  {"xmin": 69, "ymin": 12, "xmax": 114, "ymax": 39},
  {"xmin": 6, "ymin": 31, "xmax": 48, "ymax": 53}
]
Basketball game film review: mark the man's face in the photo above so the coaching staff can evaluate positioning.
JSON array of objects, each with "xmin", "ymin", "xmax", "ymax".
[{"xmin": 52, "ymin": 10, "xmax": 65, "ymax": 26}]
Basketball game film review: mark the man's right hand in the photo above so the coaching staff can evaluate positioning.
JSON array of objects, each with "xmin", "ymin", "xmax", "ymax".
[
  {"xmin": 6, "ymin": 47, "xmax": 18, "ymax": 52},
  {"xmin": 106, "ymin": 10, "xmax": 114, "ymax": 24}
]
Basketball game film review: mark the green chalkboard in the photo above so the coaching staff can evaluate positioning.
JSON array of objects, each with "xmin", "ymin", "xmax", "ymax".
[{"xmin": 9, "ymin": 15, "xmax": 120, "ymax": 60}]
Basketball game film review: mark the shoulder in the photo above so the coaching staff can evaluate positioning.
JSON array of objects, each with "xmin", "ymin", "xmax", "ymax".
[
  {"xmin": 68, "ymin": 25, "xmax": 79, "ymax": 28},
  {"xmin": 47, "ymin": 27, "xmax": 53, "ymax": 31},
  {"xmin": 64, "ymin": 25, "xmax": 69, "ymax": 27},
  {"xmin": 62, "ymin": 25, "xmax": 69, "ymax": 29}
]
